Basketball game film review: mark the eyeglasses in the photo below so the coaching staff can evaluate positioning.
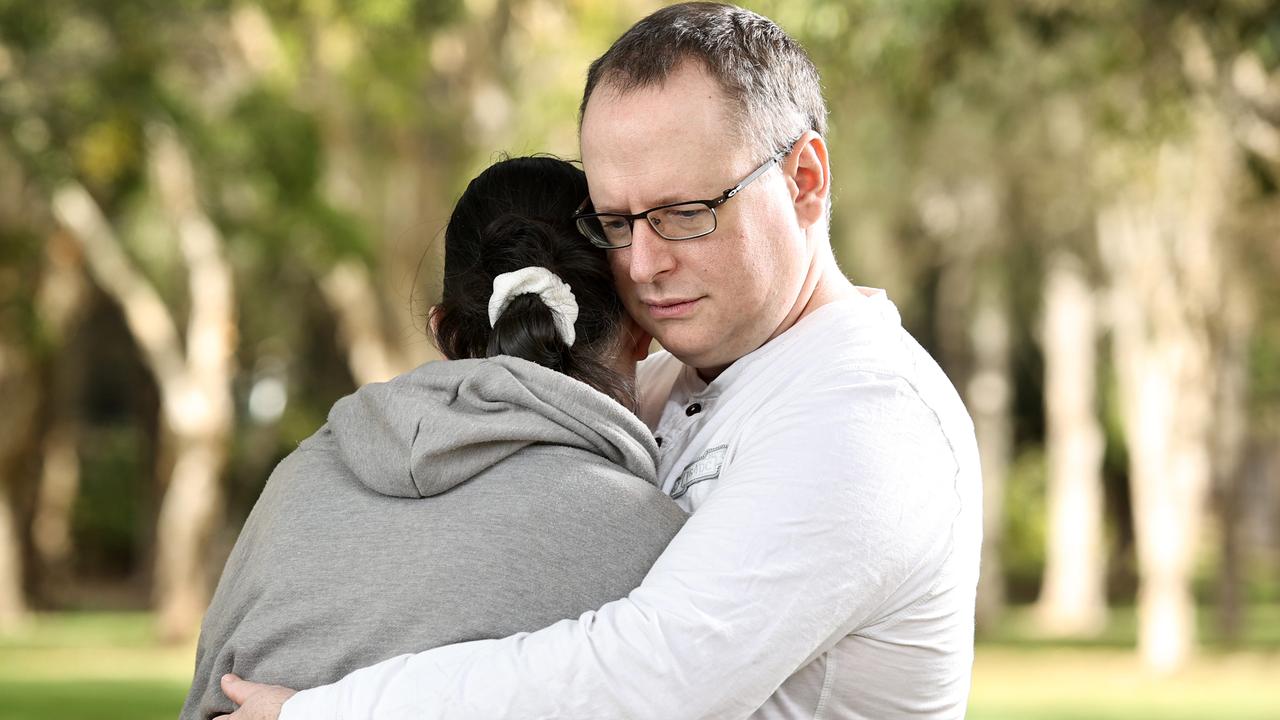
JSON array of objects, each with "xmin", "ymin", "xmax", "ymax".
[{"xmin": 572, "ymin": 141, "xmax": 797, "ymax": 249}]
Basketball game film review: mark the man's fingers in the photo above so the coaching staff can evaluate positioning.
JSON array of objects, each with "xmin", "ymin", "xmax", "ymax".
[
  {"xmin": 222, "ymin": 673, "xmax": 254, "ymax": 704},
  {"xmin": 216, "ymin": 673, "xmax": 295, "ymax": 720}
]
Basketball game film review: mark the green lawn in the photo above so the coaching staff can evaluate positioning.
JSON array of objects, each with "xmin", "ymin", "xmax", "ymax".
[
  {"xmin": 0, "ymin": 613, "xmax": 192, "ymax": 720},
  {"xmin": 0, "ymin": 680, "xmax": 189, "ymax": 720},
  {"xmin": 1, "ymin": 610, "xmax": 1277, "ymax": 719},
  {"xmin": 971, "ymin": 647, "xmax": 1280, "ymax": 720}
]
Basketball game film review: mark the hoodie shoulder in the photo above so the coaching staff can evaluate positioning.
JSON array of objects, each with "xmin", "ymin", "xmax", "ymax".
[{"xmin": 326, "ymin": 358, "xmax": 659, "ymax": 500}]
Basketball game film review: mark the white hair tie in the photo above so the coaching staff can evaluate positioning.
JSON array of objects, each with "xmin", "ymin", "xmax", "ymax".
[{"xmin": 488, "ymin": 267, "xmax": 579, "ymax": 347}]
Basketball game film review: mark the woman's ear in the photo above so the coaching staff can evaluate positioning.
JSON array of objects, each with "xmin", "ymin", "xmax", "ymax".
[
  {"xmin": 609, "ymin": 313, "xmax": 654, "ymax": 381},
  {"xmin": 783, "ymin": 131, "xmax": 830, "ymax": 231},
  {"xmin": 622, "ymin": 313, "xmax": 654, "ymax": 362},
  {"xmin": 428, "ymin": 305, "xmax": 443, "ymax": 344}
]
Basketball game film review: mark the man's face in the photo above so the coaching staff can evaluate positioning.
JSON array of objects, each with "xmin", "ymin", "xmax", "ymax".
[{"xmin": 580, "ymin": 63, "xmax": 815, "ymax": 376}]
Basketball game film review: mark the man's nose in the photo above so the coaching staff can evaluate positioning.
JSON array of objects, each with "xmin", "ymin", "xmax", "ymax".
[{"xmin": 626, "ymin": 217, "xmax": 677, "ymax": 285}]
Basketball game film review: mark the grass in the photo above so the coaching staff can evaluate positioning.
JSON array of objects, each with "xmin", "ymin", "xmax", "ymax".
[
  {"xmin": 0, "ymin": 681, "xmax": 189, "ymax": 720},
  {"xmin": 0, "ymin": 608, "xmax": 1276, "ymax": 719},
  {"xmin": 972, "ymin": 604, "xmax": 1280, "ymax": 720},
  {"xmin": 0, "ymin": 613, "xmax": 192, "ymax": 720},
  {"xmin": 971, "ymin": 647, "xmax": 1280, "ymax": 720}
]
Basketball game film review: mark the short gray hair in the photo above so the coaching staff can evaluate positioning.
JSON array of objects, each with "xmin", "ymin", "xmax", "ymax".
[{"xmin": 580, "ymin": 2, "xmax": 827, "ymax": 159}]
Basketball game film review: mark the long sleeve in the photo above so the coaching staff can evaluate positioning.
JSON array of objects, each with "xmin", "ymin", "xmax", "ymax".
[{"xmin": 281, "ymin": 375, "xmax": 965, "ymax": 720}]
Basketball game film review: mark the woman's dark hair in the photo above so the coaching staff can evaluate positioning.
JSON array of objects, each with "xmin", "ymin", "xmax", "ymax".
[{"xmin": 430, "ymin": 156, "xmax": 630, "ymax": 402}]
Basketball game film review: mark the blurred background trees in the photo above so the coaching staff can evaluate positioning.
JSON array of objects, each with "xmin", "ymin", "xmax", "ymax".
[{"xmin": 1, "ymin": 0, "xmax": 1277, "ymax": 674}]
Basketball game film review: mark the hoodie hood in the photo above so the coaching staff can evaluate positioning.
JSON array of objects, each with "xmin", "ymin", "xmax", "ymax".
[{"xmin": 326, "ymin": 356, "xmax": 659, "ymax": 498}]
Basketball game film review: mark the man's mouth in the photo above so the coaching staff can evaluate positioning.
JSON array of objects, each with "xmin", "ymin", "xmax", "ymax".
[{"xmin": 643, "ymin": 297, "xmax": 703, "ymax": 319}]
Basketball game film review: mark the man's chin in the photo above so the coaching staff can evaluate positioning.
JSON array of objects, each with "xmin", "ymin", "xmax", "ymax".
[{"xmin": 650, "ymin": 334, "xmax": 734, "ymax": 378}]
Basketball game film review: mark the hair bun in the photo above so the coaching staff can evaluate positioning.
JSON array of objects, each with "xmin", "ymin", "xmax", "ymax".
[
  {"xmin": 488, "ymin": 267, "xmax": 578, "ymax": 347},
  {"xmin": 479, "ymin": 215, "xmax": 559, "ymax": 264},
  {"xmin": 431, "ymin": 155, "xmax": 631, "ymax": 403}
]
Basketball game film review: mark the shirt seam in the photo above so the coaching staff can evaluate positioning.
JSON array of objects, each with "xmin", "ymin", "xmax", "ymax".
[
  {"xmin": 861, "ymin": 371, "xmax": 966, "ymax": 634},
  {"xmin": 779, "ymin": 358, "xmax": 961, "ymax": 637},
  {"xmin": 812, "ymin": 652, "xmax": 836, "ymax": 720}
]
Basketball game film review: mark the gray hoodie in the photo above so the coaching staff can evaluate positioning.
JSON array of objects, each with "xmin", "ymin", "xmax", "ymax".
[{"xmin": 181, "ymin": 356, "xmax": 687, "ymax": 720}]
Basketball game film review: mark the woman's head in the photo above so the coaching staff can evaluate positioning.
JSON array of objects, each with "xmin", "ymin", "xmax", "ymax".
[{"xmin": 431, "ymin": 156, "xmax": 635, "ymax": 402}]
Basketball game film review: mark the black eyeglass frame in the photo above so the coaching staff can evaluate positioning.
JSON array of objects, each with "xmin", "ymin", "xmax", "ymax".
[{"xmin": 572, "ymin": 139, "xmax": 799, "ymax": 249}]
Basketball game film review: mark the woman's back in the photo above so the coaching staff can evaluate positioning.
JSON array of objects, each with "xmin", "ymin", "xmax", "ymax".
[
  {"xmin": 183, "ymin": 156, "xmax": 679, "ymax": 718},
  {"xmin": 183, "ymin": 357, "xmax": 685, "ymax": 719}
]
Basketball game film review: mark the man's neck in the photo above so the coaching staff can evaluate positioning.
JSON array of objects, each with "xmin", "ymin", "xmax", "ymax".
[{"xmin": 693, "ymin": 250, "xmax": 856, "ymax": 383}]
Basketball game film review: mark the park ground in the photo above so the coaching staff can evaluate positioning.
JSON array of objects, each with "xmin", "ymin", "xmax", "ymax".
[{"xmin": 0, "ymin": 607, "xmax": 1277, "ymax": 720}]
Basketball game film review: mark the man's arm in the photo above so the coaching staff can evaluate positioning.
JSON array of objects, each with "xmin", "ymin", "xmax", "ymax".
[{"xmin": 277, "ymin": 377, "xmax": 963, "ymax": 720}]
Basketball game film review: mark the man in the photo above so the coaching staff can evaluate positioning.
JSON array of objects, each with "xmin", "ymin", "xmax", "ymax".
[{"xmin": 221, "ymin": 3, "xmax": 982, "ymax": 718}]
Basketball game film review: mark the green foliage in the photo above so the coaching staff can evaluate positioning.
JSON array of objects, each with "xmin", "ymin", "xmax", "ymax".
[
  {"xmin": 0, "ymin": 226, "xmax": 42, "ymax": 352},
  {"xmin": 1250, "ymin": 305, "xmax": 1280, "ymax": 423},
  {"xmin": 0, "ymin": 1, "xmax": 57, "ymax": 52},
  {"xmin": 73, "ymin": 426, "xmax": 152, "ymax": 578},
  {"xmin": 1002, "ymin": 448, "xmax": 1048, "ymax": 598},
  {"xmin": 227, "ymin": 89, "xmax": 323, "ymax": 203}
]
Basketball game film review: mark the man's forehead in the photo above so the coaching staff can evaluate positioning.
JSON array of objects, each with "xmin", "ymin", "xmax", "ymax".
[
  {"xmin": 579, "ymin": 68, "xmax": 739, "ymax": 207},
  {"xmin": 580, "ymin": 143, "xmax": 725, "ymax": 210}
]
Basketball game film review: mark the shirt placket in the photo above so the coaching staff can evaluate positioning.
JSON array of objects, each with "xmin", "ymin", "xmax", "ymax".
[{"xmin": 654, "ymin": 389, "xmax": 717, "ymax": 493}]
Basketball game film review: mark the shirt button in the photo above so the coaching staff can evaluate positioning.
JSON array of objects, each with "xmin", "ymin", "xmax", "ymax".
[{"xmin": 685, "ymin": 403, "xmax": 702, "ymax": 417}]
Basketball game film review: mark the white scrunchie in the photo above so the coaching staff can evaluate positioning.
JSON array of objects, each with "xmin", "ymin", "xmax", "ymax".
[{"xmin": 488, "ymin": 267, "xmax": 579, "ymax": 347}]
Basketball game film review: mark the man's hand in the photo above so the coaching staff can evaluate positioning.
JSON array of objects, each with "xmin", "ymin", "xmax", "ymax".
[{"xmin": 213, "ymin": 673, "xmax": 297, "ymax": 720}]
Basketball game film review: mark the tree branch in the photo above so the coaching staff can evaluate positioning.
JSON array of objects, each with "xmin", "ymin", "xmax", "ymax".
[
  {"xmin": 51, "ymin": 183, "xmax": 188, "ymax": 389},
  {"xmin": 150, "ymin": 130, "xmax": 236, "ymax": 369}
]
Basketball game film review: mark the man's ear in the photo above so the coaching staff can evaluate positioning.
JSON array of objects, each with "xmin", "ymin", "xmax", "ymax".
[{"xmin": 784, "ymin": 131, "xmax": 830, "ymax": 230}]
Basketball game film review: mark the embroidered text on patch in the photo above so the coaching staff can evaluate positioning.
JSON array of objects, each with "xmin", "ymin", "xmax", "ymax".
[{"xmin": 670, "ymin": 445, "xmax": 728, "ymax": 500}]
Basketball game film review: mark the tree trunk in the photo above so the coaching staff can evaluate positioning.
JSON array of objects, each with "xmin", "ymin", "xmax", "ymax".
[
  {"xmin": 297, "ymin": 19, "xmax": 432, "ymax": 383},
  {"xmin": 1035, "ymin": 253, "xmax": 1107, "ymax": 636},
  {"xmin": 0, "ymin": 340, "xmax": 36, "ymax": 632},
  {"xmin": 154, "ymin": 431, "xmax": 228, "ymax": 638},
  {"xmin": 147, "ymin": 128, "xmax": 237, "ymax": 642},
  {"xmin": 1097, "ymin": 101, "xmax": 1237, "ymax": 673},
  {"xmin": 319, "ymin": 260, "xmax": 412, "ymax": 386},
  {"xmin": 52, "ymin": 127, "xmax": 237, "ymax": 642},
  {"xmin": 31, "ymin": 229, "xmax": 89, "ymax": 603},
  {"xmin": 381, "ymin": 145, "xmax": 446, "ymax": 369},
  {"xmin": 0, "ymin": 489, "xmax": 26, "ymax": 633},
  {"xmin": 1211, "ymin": 281, "xmax": 1253, "ymax": 646},
  {"xmin": 927, "ymin": 173, "xmax": 1010, "ymax": 632},
  {"xmin": 32, "ymin": 420, "xmax": 80, "ymax": 602},
  {"xmin": 969, "ymin": 288, "xmax": 1013, "ymax": 630}
]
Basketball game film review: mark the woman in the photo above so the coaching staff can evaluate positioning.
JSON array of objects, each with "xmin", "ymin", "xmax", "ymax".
[{"xmin": 181, "ymin": 156, "xmax": 686, "ymax": 719}]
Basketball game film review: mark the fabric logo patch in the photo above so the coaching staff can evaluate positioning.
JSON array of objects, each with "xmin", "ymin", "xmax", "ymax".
[{"xmin": 670, "ymin": 445, "xmax": 728, "ymax": 500}]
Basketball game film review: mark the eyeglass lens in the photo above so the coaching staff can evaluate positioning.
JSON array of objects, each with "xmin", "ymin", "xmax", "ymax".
[{"xmin": 581, "ymin": 202, "xmax": 715, "ymax": 246}]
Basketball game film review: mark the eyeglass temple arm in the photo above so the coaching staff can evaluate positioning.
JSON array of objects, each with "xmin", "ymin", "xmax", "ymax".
[{"xmin": 720, "ymin": 141, "xmax": 798, "ymax": 200}]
